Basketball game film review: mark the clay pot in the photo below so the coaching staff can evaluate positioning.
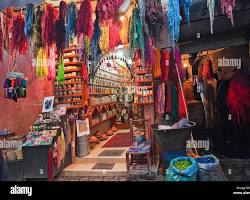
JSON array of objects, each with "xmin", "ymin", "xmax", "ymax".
[
  {"xmin": 107, "ymin": 129, "xmax": 114, "ymax": 136},
  {"xmin": 95, "ymin": 131, "xmax": 102, "ymax": 138},
  {"xmin": 89, "ymin": 136, "xmax": 98, "ymax": 143},
  {"xmin": 100, "ymin": 133, "xmax": 108, "ymax": 141},
  {"xmin": 112, "ymin": 126, "xmax": 118, "ymax": 132}
]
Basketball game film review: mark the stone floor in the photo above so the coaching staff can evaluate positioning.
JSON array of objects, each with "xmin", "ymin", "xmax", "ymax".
[{"xmin": 55, "ymin": 159, "xmax": 250, "ymax": 182}]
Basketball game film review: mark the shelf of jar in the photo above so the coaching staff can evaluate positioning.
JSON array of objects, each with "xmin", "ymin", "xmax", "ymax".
[
  {"xmin": 98, "ymin": 68, "xmax": 123, "ymax": 78},
  {"xmin": 55, "ymin": 94, "xmax": 83, "ymax": 99},
  {"xmin": 135, "ymin": 80, "xmax": 153, "ymax": 83},
  {"xmin": 89, "ymin": 84, "xmax": 120, "ymax": 89},
  {"xmin": 54, "ymin": 100, "xmax": 82, "ymax": 105},
  {"xmin": 136, "ymin": 94, "xmax": 153, "ymax": 97},
  {"xmin": 92, "ymin": 75, "xmax": 124, "ymax": 83},
  {"xmin": 90, "ymin": 93, "xmax": 116, "ymax": 96},
  {"xmin": 89, "ymin": 102, "xmax": 117, "ymax": 113},
  {"xmin": 55, "ymin": 81, "xmax": 83, "ymax": 86}
]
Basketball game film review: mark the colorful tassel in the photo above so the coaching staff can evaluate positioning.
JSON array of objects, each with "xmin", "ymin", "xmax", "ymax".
[
  {"xmin": 91, "ymin": 7, "xmax": 101, "ymax": 62},
  {"xmin": 24, "ymin": 4, "xmax": 35, "ymax": 39},
  {"xmin": 65, "ymin": 2, "xmax": 77, "ymax": 48},
  {"xmin": 33, "ymin": 5, "xmax": 42, "ymax": 57},
  {"xmin": 57, "ymin": 57, "xmax": 65, "ymax": 83}
]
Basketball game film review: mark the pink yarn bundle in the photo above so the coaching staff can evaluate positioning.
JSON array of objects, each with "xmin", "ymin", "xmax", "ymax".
[{"xmin": 221, "ymin": 0, "xmax": 236, "ymax": 25}]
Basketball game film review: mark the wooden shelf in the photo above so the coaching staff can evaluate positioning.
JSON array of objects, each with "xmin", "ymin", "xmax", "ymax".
[
  {"xmin": 56, "ymin": 94, "xmax": 83, "ymax": 98},
  {"xmin": 134, "ymin": 102, "xmax": 154, "ymax": 105},
  {"xmin": 135, "ymin": 70, "xmax": 151, "ymax": 75},
  {"xmin": 90, "ymin": 93, "xmax": 115, "ymax": 96},
  {"xmin": 98, "ymin": 68, "xmax": 123, "ymax": 78},
  {"xmin": 136, "ymin": 80, "xmax": 153, "ymax": 83},
  {"xmin": 54, "ymin": 100, "xmax": 82, "ymax": 105},
  {"xmin": 66, "ymin": 105, "xmax": 85, "ymax": 110},
  {"xmin": 91, "ymin": 115, "xmax": 116, "ymax": 128},
  {"xmin": 64, "ymin": 55, "xmax": 79, "ymax": 59},
  {"xmin": 64, "ymin": 68, "xmax": 81, "ymax": 73},
  {"xmin": 93, "ymin": 75, "xmax": 123, "ymax": 83},
  {"xmin": 89, "ymin": 84, "xmax": 120, "ymax": 89},
  {"xmin": 59, "ymin": 61, "xmax": 82, "ymax": 66},
  {"xmin": 64, "ymin": 47, "xmax": 76, "ymax": 53},
  {"xmin": 55, "ymin": 81, "xmax": 83, "ymax": 85},
  {"xmin": 64, "ymin": 75, "xmax": 82, "ymax": 80},
  {"xmin": 136, "ymin": 94, "xmax": 153, "ymax": 97},
  {"xmin": 55, "ymin": 88, "xmax": 82, "ymax": 92},
  {"xmin": 136, "ymin": 86, "xmax": 153, "ymax": 89}
]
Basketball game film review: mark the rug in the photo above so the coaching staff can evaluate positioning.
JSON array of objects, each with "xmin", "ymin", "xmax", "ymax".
[
  {"xmin": 102, "ymin": 132, "xmax": 132, "ymax": 148},
  {"xmin": 92, "ymin": 163, "xmax": 115, "ymax": 170},
  {"xmin": 98, "ymin": 149, "xmax": 125, "ymax": 157}
]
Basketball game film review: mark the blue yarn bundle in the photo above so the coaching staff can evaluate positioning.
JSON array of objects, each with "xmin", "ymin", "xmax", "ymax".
[
  {"xmin": 90, "ymin": 8, "xmax": 101, "ymax": 62},
  {"xmin": 179, "ymin": 0, "xmax": 192, "ymax": 25},
  {"xmin": 167, "ymin": 0, "xmax": 182, "ymax": 43},
  {"xmin": 65, "ymin": 2, "xmax": 77, "ymax": 47},
  {"xmin": 24, "ymin": 4, "xmax": 34, "ymax": 38}
]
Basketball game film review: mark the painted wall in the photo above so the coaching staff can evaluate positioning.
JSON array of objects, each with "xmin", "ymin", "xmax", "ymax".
[{"xmin": 0, "ymin": 50, "xmax": 53, "ymax": 134}]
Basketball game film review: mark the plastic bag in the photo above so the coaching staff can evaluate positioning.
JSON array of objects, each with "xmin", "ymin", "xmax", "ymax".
[
  {"xmin": 165, "ymin": 156, "xmax": 198, "ymax": 181},
  {"xmin": 196, "ymin": 155, "xmax": 227, "ymax": 181}
]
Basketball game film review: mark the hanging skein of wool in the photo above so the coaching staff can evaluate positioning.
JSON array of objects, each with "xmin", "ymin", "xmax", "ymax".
[
  {"xmin": 57, "ymin": 57, "xmax": 65, "ymax": 83},
  {"xmin": 174, "ymin": 48, "xmax": 185, "ymax": 81},
  {"xmin": 97, "ymin": 0, "xmax": 123, "ymax": 24},
  {"xmin": 77, "ymin": 0, "xmax": 93, "ymax": 38},
  {"xmin": 55, "ymin": 1, "xmax": 67, "ymax": 57},
  {"xmin": 221, "ymin": 0, "xmax": 236, "ymax": 26},
  {"xmin": 207, "ymin": 0, "xmax": 215, "ymax": 34},
  {"xmin": 138, "ymin": 0, "xmax": 149, "ymax": 36},
  {"xmin": 99, "ymin": 23, "xmax": 109, "ymax": 54},
  {"xmin": 36, "ymin": 48, "xmax": 48, "ymax": 78},
  {"xmin": 65, "ymin": 2, "xmax": 77, "ymax": 48},
  {"xmin": 24, "ymin": 4, "xmax": 35, "ymax": 39},
  {"xmin": 167, "ymin": 0, "xmax": 182, "ymax": 43},
  {"xmin": 1, "ymin": 8, "xmax": 13, "ymax": 52},
  {"xmin": 91, "ymin": 8, "xmax": 102, "ymax": 62},
  {"xmin": 0, "ymin": 18, "xmax": 3, "ymax": 61},
  {"xmin": 42, "ymin": 4, "xmax": 56, "ymax": 49},
  {"xmin": 179, "ymin": 0, "xmax": 192, "ymax": 25},
  {"xmin": 12, "ymin": 13, "xmax": 28, "ymax": 55},
  {"xmin": 33, "ymin": 5, "xmax": 42, "ymax": 57},
  {"xmin": 77, "ymin": 34, "xmax": 91, "ymax": 63},
  {"xmin": 129, "ymin": 7, "xmax": 144, "ymax": 56},
  {"xmin": 47, "ymin": 46, "xmax": 56, "ymax": 81},
  {"xmin": 109, "ymin": 20, "xmax": 121, "ymax": 50}
]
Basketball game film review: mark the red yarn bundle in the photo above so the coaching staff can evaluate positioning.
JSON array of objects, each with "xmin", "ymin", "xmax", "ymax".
[
  {"xmin": 109, "ymin": 20, "xmax": 121, "ymax": 49},
  {"xmin": 0, "ymin": 25, "xmax": 3, "ymax": 61},
  {"xmin": 11, "ymin": 13, "xmax": 28, "ymax": 55},
  {"xmin": 42, "ymin": 4, "xmax": 56, "ymax": 49},
  {"xmin": 77, "ymin": 0, "xmax": 93, "ymax": 37},
  {"xmin": 227, "ymin": 71, "xmax": 250, "ymax": 125},
  {"xmin": 97, "ymin": 0, "xmax": 123, "ymax": 24}
]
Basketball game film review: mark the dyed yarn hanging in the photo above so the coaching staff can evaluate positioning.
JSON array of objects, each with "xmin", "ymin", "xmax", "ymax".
[
  {"xmin": 65, "ymin": 2, "xmax": 77, "ymax": 48},
  {"xmin": 138, "ymin": 0, "xmax": 149, "ymax": 35},
  {"xmin": 179, "ymin": 0, "xmax": 192, "ymax": 25},
  {"xmin": 55, "ymin": 1, "xmax": 67, "ymax": 57},
  {"xmin": 207, "ymin": 0, "xmax": 215, "ymax": 34},
  {"xmin": 227, "ymin": 71, "xmax": 250, "ymax": 125},
  {"xmin": 77, "ymin": 0, "xmax": 93, "ymax": 37},
  {"xmin": 0, "ymin": 17, "xmax": 3, "ymax": 61},
  {"xmin": 129, "ymin": 7, "xmax": 144, "ymax": 56},
  {"xmin": 12, "ymin": 13, "xmax": 28, "ymax": 55},
  {"xmin": 167, "ymin": 0, "xmax": 182, "ymax": 43},
  {"xmin": 42, "ymin": 4, "xmax": 56, "ymax": 49},
  {"xmin": 1, "ymin": 8, "xmax": 13, "ymax": 52},
  {"xmin": 47, "ymin": 46, "xmax": 56, "ymax": 81},
  {"xmin": 178, "ymin": 85, "xmax": 187, "ymax": 118},
  {"xmin": 33, "ymin": 5, "xmax": 42, "ymax": 57},
  {"xmin": 91, "ymin": 8, "xmax": 101, "ymax": 62},
  {"xmin": 24, "ymin": 4, "xmax": 35, "ymax": 39},
  {"xmin": 109, "ymin": 20, "xmax": 121, "ymax": 50},
  {"xmin": 145, "ymin": 0, "xmax": 164, "ymax": 39},
  {"xmin": 221, "ymin": 0, "xmax": 236, "ymax": 26},
  {"xmin": 174, "ymin": 48, "xmax": 185, "ymax": 81},
  {"xmin": 77, "ymin": 34, "xmax": 91, "ymax": 63},
  {"xmin": 57, "ymin": 57, "xmax": 65, "ymax": 83},
  {"xmin": 97, "ymin": 0, "xmax": 123, "ymax": 24},
  {"xmin": 36, "ymin": 48, "xmax": 48, "ymax": 78},
  {"xmin": 99, "ymin": 23, "xmax": 109, "ymax": 54}
]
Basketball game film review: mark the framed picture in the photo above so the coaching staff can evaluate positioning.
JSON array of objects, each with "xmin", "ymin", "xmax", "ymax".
[
  {"xmin": 76, "ymin": 119, "xmax": 90, "ymax": 137},
  {"xmin": 42, "ymin": 96, "xmax": 55, "ymax": 113}
]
